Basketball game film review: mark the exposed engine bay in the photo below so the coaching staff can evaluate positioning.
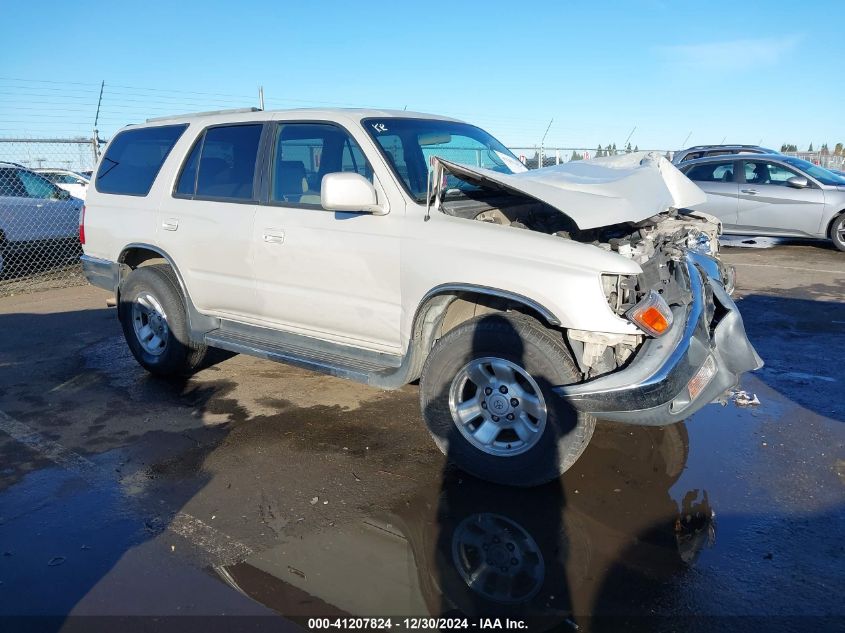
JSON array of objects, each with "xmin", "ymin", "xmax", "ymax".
[{"xmin": 441, "ymin": 190, "xmax": 720, "ymax": 264}]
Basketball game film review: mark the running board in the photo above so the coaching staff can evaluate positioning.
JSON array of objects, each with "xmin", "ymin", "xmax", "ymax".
[{"xmin": 204, "ymin": 320, "xmax": 404, "ymax": 386}]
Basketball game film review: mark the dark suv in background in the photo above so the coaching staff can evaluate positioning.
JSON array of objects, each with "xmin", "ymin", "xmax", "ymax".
[{"xmin": 672, "ymin": 144, "xmax": 778, "ymax": 165}]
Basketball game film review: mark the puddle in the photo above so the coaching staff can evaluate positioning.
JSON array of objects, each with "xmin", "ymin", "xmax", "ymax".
[{"xmin": 216, "ymin": 422, "xmax": 715, "ymax": 623}]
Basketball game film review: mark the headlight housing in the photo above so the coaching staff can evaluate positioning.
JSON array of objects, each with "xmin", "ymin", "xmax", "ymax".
[{"xmin": 601, "ymin": 273, "xmax": 639, "ymax": 315}]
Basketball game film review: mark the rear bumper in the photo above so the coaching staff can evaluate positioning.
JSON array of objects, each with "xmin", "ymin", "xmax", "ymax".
[
  {"xmin": 80, "ymin": 254, "xmax": 118, "ymax": 292},
  {"xmin": 554, "ymin": 254, "xmax": 762, "ymax": 425}
]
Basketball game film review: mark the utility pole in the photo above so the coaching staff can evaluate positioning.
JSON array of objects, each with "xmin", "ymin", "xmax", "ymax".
[
  {"xmin": 92, "ymin": 80, "xmax": 105, "ymax": 165},
  {"xmin": 539, "ymin": 118, "xmax": 553, "ymax": 169},
  {"xmin": 258, "ymin": 86, "xmax": 265, "ymax": 110}
]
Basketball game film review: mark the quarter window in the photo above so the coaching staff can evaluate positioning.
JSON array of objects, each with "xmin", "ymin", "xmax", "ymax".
[
  {"xmin": 96, "ymin": 124, "xmax": 187, "ymax": 196},
  {"xmin": 270, "ymin": 123, "xmax": 372, "ymax": 206}
]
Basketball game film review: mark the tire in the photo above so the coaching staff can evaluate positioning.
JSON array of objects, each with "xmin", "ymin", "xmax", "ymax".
[
  {"xmin": 830, "ymin": 213, "xmax": 845, "ymax": 252},
  {"xmin": 119, "ymin": 265, "xmax": 217, "ymax": 377},
  {"xmin": 420, "ymin": 312, "xmax": 596, "ymax": 487}
]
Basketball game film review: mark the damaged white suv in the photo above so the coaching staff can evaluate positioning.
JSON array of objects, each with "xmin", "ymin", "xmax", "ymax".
[{"xmin": 81, "ymin": 108, "xmax": 762, "ymax": 486}]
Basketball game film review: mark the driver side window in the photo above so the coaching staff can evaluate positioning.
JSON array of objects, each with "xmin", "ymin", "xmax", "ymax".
[
  {"xmin": 744, "ymin": 161, "xmax": 801, "ymax": 186},
  {"xmin": 270, "ymin": 123, "xmax": 372, "ymax": 207},
  {"xmin": 17, "ymin": 169, "xmax": 59, "ymax": 199}
]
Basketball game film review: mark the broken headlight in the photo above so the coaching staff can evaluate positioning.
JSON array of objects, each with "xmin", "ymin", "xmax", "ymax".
[{"xmin": 601, "ymin": 273, "xmax": 639, "ymax": 315}]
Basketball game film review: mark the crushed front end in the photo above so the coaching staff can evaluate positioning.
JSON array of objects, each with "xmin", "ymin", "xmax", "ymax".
[{"xmin": 556, "ymin": 243, "xmax": 763, "ymax": 425}]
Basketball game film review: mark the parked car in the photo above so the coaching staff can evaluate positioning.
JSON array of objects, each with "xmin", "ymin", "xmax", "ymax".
[
  {"xmin": 0, "ymin": 162, "xmax": 83, "ymax": 277},
  {"xmin": 80, "ymin": 108, "xmax": 761, "ymax": 486},
  {"xmin": 679, "ymin": 153, "xmax": 845, "ymax": 251},
  {"xmin": 35, "ymin": 168, "xmax": 90, "ymax": 200},
  {"xmin": 672, "ymin": 144, "xmax": 778, "ymax": 165}
]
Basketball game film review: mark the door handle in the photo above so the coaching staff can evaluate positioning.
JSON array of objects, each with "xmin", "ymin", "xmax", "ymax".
[
  {"xmin": 741, "ymin": 189, "xmax": 758, "ymax": 195},
  {"xmin": 263, "ymin": 229, "xmax": 285, "ymax": 244},
  {"xmin": 162, "ymin": 218, "xmax": 179, "ymax": 231}
]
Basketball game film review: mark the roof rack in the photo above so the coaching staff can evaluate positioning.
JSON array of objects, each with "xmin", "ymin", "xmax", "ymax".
[{"xmin": 146, "ymin": 107, "xmax": 262, "ymax": 123}]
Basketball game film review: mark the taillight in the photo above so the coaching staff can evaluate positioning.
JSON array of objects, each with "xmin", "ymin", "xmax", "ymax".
[{"xmin": 79, "ymin": 205, "xmax": 86, "ymax": 244}]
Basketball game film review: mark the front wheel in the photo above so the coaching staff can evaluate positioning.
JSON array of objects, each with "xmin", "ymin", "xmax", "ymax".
[
  {"xmin": 420, "ymin": 313, "xmax": 595, "ymax": 487},
  {"xmin": 831, "ymin": 214, "xmax": 845, "ymax": 252}
]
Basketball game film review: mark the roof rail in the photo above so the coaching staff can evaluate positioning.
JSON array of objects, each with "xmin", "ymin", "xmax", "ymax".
[{"xmin": 146, "ymin": 107, "xmax": 262, "ymax": 123}]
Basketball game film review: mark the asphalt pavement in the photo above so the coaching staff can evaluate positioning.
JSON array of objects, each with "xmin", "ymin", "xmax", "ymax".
[{"xmin": 0, "ymin": 239, "xmax": 842, "ymax": 632}]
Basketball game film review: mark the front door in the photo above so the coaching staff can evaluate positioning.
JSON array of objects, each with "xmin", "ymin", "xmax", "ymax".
[
  {"xmin": 736, "ymin": 159, "xmax": 826, "ymax": 236},
  {"xmin": 251, "ymin": 121, "xmax": 402, "ymax": 353}
]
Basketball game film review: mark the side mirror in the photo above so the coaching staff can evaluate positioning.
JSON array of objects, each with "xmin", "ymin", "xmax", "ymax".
[
  {"xmin": 53, "ymin": 188, "xmax": 71, "ymax": 200},
  {"xmin": 786, "ymin": 175, "xmax": 808, "ymax": 189},
  {"xmin": 320, "ymin": 172, "xmax": 385, "ymax": 215}
]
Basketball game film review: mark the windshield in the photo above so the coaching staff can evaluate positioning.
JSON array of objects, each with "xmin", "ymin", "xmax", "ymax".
[
  {"xmin": 362, "ymin": 118, "xmax": 525, "ymax": 201},
  {"xmin": 782, "ymin": 157, "xmax": 845, "ymax": 186}
]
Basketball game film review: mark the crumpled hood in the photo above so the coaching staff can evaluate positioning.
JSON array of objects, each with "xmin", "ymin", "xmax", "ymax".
[{"xmin": 436, "ymin": 152, "xmax": 707, "ymax": 230}]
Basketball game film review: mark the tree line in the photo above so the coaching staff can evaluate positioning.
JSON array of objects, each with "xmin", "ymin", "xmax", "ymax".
[{"xmin": 780, "ymin": 142, "xmax": 844, "ymax": 155}]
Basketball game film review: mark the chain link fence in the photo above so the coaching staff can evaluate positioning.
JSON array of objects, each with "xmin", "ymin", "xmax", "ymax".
[
  {"xmin": 0, "ymin": 139, "xmax": 98, "ymax": 296},
  {"xmin": 508, "ymin": 147, "xmax": 845, "ymax": 171},
  {"xmin": 1, "ymin": 136, "xmax": 843, "ymax": 297}
]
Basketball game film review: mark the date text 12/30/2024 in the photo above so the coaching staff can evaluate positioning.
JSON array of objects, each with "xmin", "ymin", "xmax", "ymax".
[{"xmin": 307, "ymin": 618, "xmax": 528, "ymax": 630}]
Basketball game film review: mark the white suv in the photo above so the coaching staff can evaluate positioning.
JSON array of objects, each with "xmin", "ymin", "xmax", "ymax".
[{"xmin": 81, "ymin": 108, "xmax": 762, "ymax": 486}]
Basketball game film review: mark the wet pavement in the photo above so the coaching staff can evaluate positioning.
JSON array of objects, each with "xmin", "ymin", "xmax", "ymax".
[{"xmin": 0, "ymin": 241, "xmax": 843, "ymax": 632}]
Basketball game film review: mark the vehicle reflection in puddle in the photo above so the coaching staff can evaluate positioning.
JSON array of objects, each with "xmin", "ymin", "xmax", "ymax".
[{"xmin": 217, "ymin": 422, "xmax": 715, "ymax": 624}]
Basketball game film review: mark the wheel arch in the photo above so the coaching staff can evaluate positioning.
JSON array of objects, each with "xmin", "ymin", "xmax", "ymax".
[
  {"xmin": 117, "ymin": 243, "xmax": 218, "ymax": 337},
  {"xmin": 403, "ymin": 284, "xmax": 563, "ymax": 380},
  {"xmin": 826, "ymin": 209, "xmax": 845, "ymax": 239}
]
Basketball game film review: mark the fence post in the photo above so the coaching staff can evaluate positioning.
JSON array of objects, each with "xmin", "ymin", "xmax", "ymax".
[{"xmin": 91, "ymin": 129, "xmax": 99, "ymax": 166}]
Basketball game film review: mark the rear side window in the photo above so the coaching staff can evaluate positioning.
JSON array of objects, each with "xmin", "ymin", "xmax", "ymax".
[
  {"xmin": 96, "ymin": 124, "xmax": 187, "ymax": 196},
  {"xmin": 684, "ymin": 161, "xmax": 735, "ymax": 183},
  {"xmin": 175, "ymin": 124, "xmax": 263, "ymax": 200}
]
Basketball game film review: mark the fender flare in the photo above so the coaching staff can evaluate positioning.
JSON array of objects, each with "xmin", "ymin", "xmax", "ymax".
[
  {"xmin": 414, "ymin": 283, "xmax": 561, "ymax": 328},
  {"xmin": 117, "ymin": 242, "xmax": 219, "ymax": 338}
]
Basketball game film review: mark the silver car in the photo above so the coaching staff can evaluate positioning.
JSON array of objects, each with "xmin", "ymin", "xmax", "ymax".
[
  {"xmin": 0, "ymin": 162, "xmax": 83, "ymax": 276},
  {"xmin": 680, "ymin": 154, "xmax": 845, "ymax": 251}
]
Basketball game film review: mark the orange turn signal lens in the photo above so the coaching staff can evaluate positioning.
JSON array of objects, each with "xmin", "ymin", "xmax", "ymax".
[{"xmin": 626, "ymin": 291, "xmax": 673, "ymax": 337}]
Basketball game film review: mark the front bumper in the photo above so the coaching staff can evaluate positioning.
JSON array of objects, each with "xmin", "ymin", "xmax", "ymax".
[{"xmin": 554, "ymin": 254, "xmax": 763, "ymax": 425}]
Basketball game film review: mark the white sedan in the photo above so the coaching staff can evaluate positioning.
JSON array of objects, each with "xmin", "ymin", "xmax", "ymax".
[{"xmin": 35, "ymin": 168, "xmax": 89, "ymax": 200}]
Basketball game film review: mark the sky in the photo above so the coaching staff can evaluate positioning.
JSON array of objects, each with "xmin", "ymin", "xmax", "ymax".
[{"xmin": 3, "ymin": 0, "xmax": 843, "ymax": 151}]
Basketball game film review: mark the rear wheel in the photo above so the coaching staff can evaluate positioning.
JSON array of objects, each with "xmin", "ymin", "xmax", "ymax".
[
  {"xmin": 420, "ymin": 313, "xmax": 595, "ymax": 487},
  {"xmin": 119, "ymin": 265, "xmax": 222, "ymax": 376},
  {"xmin": 830, "ymin": 214, "xmax": 845, "ymax": 252}
]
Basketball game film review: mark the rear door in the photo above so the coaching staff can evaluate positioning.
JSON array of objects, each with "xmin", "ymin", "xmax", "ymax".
[
  {"xmin": 736, "ymin": 159, "xmax": 826, "ymax": 235},
  {"xmin": 682, "ymin": 159, "xmax": 740, "ymax": 227},
  {"xmin": 157, "ymin": 123, "xmax": 265, "ymax": 318}
]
